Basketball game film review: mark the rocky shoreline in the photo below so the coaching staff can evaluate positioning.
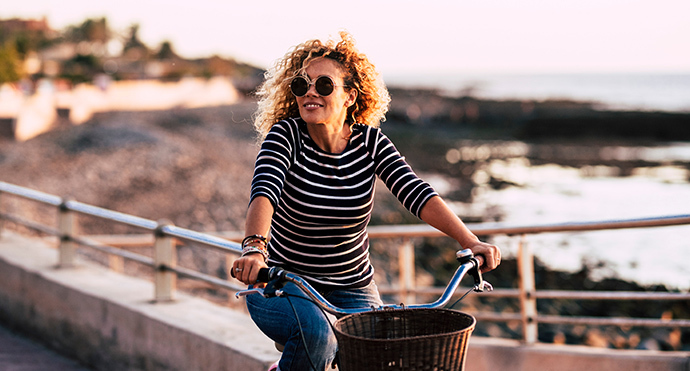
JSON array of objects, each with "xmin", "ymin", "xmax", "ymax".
[{"xmin": 386, "ymin": 86, "xmax": 690, "ymax": 142}]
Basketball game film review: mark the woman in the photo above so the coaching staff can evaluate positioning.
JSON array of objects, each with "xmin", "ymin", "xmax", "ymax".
[{"xmin": 232, "ymin": 31, "xmax": 501, "ymax": 370}]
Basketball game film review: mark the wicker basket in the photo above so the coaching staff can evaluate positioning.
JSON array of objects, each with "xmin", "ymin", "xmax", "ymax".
[{"xmin": 333, "ymin": 308, "xmax": 476, "ymax": 371}]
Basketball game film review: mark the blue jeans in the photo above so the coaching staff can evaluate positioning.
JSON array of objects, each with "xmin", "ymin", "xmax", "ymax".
[{"xmin": 246, "ymin": 281, "xmax": 383, "ymax": 371}]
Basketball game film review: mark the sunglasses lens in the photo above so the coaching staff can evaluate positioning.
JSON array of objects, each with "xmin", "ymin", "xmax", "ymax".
[
  {"xmin": 290, "ymin": 76, "xmax": 337, "ymax": 97},
  {"xmin": 315, "ymin": 76, "xmax": 335, "ymax": 96},
  {"xmin": 290, "ymin": 77, "xmax": 309, "ymax": 96}
]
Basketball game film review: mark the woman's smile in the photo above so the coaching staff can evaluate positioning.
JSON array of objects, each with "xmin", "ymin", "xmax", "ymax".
[{"xmin": 303, "ymin": 102, "xmax": 323, "ymax": 109}]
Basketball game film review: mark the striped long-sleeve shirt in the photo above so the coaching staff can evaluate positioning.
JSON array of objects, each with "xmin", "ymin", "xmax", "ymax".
[{"xmin": 250, "ymin": 118, "xmax": 438, "ymax": 290}]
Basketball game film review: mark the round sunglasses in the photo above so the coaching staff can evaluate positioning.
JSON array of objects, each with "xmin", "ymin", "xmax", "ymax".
[{"xmin": 289, "ymin": 75, "xmax": 347, "ymax": 97}]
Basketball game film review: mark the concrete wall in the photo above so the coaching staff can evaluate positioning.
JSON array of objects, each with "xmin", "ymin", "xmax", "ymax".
[
  {"xmin": 0, "ymin": 231, "xmax": 279, "ymax": 370},
  {"xmin": 467, "ymin": 337, "xmax": 689, "ymax": 371},
  {"xmin": 0, "ymin": 231, "xmax": 688, "ymax": 371},
  {"xmin": 0, "ymin": 78, "xmax": 240, "ymax": 141}
]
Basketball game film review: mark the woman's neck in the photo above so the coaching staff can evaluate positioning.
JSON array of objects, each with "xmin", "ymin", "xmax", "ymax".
[{"xmin": 306, "ymin": 121, "xmax": 352, "ymax": 153}]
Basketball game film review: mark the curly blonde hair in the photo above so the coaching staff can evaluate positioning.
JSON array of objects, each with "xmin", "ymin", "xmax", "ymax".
[{"xmin": 253, "ymin": 31, "xmax": 390, "ymax": 140}]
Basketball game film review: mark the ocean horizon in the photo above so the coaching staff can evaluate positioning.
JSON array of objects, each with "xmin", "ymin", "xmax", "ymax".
[{"xmin": 385, "ymin": 72, "xmax": 690, "ymax": 113}]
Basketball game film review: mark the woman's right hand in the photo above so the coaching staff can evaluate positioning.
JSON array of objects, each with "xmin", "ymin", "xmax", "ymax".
[{"xmin": 231, "ymin": 253, "xmax": 269, "ymax": 286}]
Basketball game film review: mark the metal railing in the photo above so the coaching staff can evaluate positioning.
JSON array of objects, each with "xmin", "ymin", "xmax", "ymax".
[
  {"xmin": 0, "ymin": 181, "xmax": 248, "ymax": 299},
  {"xmin": 365, "ymin": 219, "xmax": 690, "ymax": 343},
  {"xmin": 1, "ymin": 180, "xmax": 689, "ymax": 345}
]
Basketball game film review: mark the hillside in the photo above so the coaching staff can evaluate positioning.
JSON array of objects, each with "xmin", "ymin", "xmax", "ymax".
[{"xmin": 0, "ymin": 102, "xmax": 260, "ymax": 234}]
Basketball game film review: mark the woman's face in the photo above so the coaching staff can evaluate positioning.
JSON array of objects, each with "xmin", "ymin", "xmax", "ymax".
[{"xmin": 295, "ymin": 57, "xmax": 357, "ymax": 127}]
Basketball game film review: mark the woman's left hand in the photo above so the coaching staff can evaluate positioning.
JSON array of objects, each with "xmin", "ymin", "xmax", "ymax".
[{"xmin": 465, "ymin": 241, "xmax": 501, "ymax": 273}]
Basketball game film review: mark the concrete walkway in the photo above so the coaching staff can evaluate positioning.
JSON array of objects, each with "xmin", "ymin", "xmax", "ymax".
[{"xmin": 0, "ymin": 323, "xmax": 91, "ymax": 371}]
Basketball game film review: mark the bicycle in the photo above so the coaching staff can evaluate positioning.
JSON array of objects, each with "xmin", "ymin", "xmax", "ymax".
[{"xmin": 235, "ymin": 249, "xmax": 493, "ymax": 371}]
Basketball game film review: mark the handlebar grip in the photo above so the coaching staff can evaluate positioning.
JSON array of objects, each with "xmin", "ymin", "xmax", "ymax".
[
  {"xmin": 257, "ymin": 267, "xmax": 271, "ymax": 283},
  {"xmin": 229, "ymin": 266, "xmax": 272, "ymax": 282},
  {"xmin": 456, "ymin": 249, "xmax": 484, "ymax": 269},
  {"xmin": 474, "ymin": 254, "xmax": 485, "ymax": 269}
]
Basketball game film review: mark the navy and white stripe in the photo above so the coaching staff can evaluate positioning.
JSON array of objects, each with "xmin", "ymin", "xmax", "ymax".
[{"xmin": 250, "ymin": 118, "xmax": 437, "ymax": 289}]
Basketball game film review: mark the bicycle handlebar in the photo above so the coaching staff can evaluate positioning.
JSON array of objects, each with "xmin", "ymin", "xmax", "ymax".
[
  {"xmin": 256, "ymin": 267, "xmax": 271, "ymax": 283},
  {"xmin": 235, "ymin": 249, "xmax": 492, "ymax": 316}
]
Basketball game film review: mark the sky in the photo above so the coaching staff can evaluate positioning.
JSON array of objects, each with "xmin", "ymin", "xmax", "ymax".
[{"xmin": 3, "ymin": 0, "xmax": 690, "ymax": 76}]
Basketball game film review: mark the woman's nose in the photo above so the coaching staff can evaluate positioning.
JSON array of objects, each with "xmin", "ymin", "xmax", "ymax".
[{"xmin": 305, "ymin": 83, "xmax": 319, "ymax": 96}]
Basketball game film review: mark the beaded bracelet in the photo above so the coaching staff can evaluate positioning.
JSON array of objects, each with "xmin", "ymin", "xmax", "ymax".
[
  {"xmin": 241, "ymin": 246, "xmax": 269, "ymax": 262},
  {"xmin": 242, "ymin": 234, "xmax": 268, "ymax": 248},
  {"xmin": 241, "ymin": 234, "xmax": 269, "ymax": 262}
]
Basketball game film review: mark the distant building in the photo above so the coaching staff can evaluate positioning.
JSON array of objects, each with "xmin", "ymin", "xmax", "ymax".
[
  {"xmin": 0, "ymin": 17, "xmax": 56, "ymax": 37},
  {"xmin": 1, "ymin": 17, "xmax": 263, "ymax": 93}
]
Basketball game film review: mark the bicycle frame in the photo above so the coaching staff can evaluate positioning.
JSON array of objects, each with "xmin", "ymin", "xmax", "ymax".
[{"xmin": 235, "ymin": 249, "xmax": 493, "ymax": 316}]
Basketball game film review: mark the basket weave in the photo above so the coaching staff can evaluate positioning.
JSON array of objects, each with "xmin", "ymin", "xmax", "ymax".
[{"xmin": 333, "ymin": 308, "xmax": 476, "ymax": 371}]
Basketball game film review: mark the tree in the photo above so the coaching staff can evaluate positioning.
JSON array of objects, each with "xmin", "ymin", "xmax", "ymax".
[
  {"xmin": 0, "ymin": 41, "xmax": 22, "ymax": 83},
  {"xmin": 122, "ymin": 24, "xmax": 148, "ymax": 57},
  {"xmin": 64, "ymin": 17, "xmax": 110, "ymax": 44},
  {"xmin": 155, "ymin": 40, "xmax": 178, "ymax": 60},
  {"xmin": 0, "ymin": 18, "xmax": 55, "ymax": 60},
  {"xmin": 60, "ymin": 53, "xmax": 101, "ymax": 83}
]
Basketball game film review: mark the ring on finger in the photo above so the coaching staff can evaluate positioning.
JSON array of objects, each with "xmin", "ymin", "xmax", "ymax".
[{"xmin": 235, "ymin": 268, "xmax": 243, "ymax": 272}]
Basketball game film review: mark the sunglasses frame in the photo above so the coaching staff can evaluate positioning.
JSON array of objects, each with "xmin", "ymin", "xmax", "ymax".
[{"xmin": 289, "ymin": 75, "xmax": 347, "ymax": 97}]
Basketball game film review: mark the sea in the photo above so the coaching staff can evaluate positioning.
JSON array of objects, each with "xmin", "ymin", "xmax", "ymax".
[
  {"xmin": 385, "ymin": 72, "xmax": 690, "ymax": 112},
  {"xmin": 387, "ymin": 72, "xmax": 690, "ymax": 290}
]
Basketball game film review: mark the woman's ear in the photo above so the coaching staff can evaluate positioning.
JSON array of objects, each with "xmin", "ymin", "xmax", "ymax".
[{"xmin": 346, "ymin": 89, "xmax": 358, "ymax": 107}]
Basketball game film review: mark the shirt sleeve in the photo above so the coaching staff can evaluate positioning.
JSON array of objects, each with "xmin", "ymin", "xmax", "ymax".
[
  {"xmin": 249, "ymin": 120, "xmax": 297, "ymax": 208},
  {"xmin": 373, "ymin": 129, "xmax": 438, "ymax": 218}
]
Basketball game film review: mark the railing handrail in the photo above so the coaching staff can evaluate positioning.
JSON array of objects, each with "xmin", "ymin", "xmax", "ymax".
[
  {"xmin": 4, "ymin": 180, "xmax": 689, "ymax": 239},
  {"xmin": 379, "ymin": 287, "xmax": 690, "ymax": 301},
  {"xmin": 2, "ymin": 180, "xmax": 689, "ymax": 347},
  {"xmin": 65, "ymin": 199, "xmax": 159, "ymax": 231},
  {"xmin": 366, "ymin": 214, "xmax": 690, "ymax": 238},
  {"xmin": 0, "ymin": 181, "xmax": 62, "ymax": 206},
  {"xmin": 0, "ymin": 181, "xmax": 242, "ymax": 254}
]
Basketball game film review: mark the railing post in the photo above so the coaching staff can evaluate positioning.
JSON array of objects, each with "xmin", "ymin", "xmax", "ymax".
[
  {"xmin": 399, "ymin": 238, "xmax": 416, "ymax": 304},
  {"xmin": 109, "ymin": 254, "xmax": 125, "ymax": 273},
  {"xmin": 58, "ymin": 198, "xmax": 76, "ymax": 268},
  {"xmin": 518, "ymin": 234, "xmax": 538, "ymax": 344},
  {"xmin": 0, "ymin": 191, "xmax": 4, "ymax": 239},
  {"xmin": 154, "ymin": 220, "xmax": 176, "ymax": 302}
]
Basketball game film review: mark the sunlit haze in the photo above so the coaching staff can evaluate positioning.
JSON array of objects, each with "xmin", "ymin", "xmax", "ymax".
[{"xmin": 4, "ymin": 0, "xmax": 689, "ymax": 76}]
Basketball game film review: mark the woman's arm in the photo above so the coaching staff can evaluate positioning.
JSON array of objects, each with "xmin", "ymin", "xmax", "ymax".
[
  {"xmin": 233, "ymin": 121, "xmax": 296, "ymax": 284},
  {"xmin": 232, "ymin": 196, "xmax": 274, "ymax": 285},
  {"xmin": 419, "ymin": 196, "xmax": 501, "ymax": 272},
  {"xmin": 370, "ymin": 131, "xmax": 500, "ymax": 272}
]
